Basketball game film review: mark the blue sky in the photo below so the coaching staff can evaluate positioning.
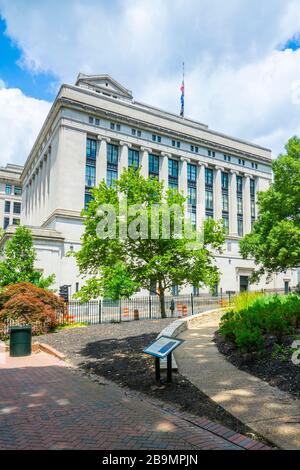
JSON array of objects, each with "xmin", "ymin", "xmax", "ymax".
[
  {"xmin": 0, "ymin": 17, "xmax": 57, "ymax": 100},
  {"xmin": 1, "ymin": 0, "xmax": 300, "ymax": 167}
]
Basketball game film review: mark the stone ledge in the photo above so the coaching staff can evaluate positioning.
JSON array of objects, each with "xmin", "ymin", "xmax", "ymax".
[{"xmin": 34, "ymin": 342, "xmax": 66, "ymax": 360}]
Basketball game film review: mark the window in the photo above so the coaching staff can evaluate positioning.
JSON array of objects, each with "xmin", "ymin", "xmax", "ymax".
[
  {"xmin": 250, "ymin": 179, "xmax": 255, "ymax": 197},
  {"xmin": 172, "ymin": 140, "xmax": 176, "ymax": 147},
  {"xmin": 176, "ymin": 141, "xmax": 180, "ymax": 148},
  {"xmin": 116, "ymin": 124, "xmax": 121, "ymax": 131},
  {"xmin": 189, "ymin": 209, "xmax": 196, "ymax": 229},
  {"xmin": 95, "ymin": 118, "xmax": 100, "ymax": 126},
  {"xmin": 221, "ymin": 172, "xmax": 229, "ymax": 190},
  {"xmin": 172, "ymin": 285, "xmax": 179, "ymax": 296},
  {"xmin": 188, "ymin": 187, "xmax": 196, "ymax": 206},
  {"xmin": 152, "ymin": 134, "xmax": 161, "ymax": 142},
  {"xmin": 251, "ymin": 200, "xmax": 256, "ymax": 218},
  {"xmin": 3, "ymin": 217, "xmax": 9, "ymax": 230},
  {"xmin": 128, "ymin": 149, "xmax": 140, "ymax": 169},
  {"xmin": 205, "ymin": 189, "xmax": 213, "ymax": 210},
  {"xmin": 106, "ymin": 169, "xmax": 117, "ymax": 188},
  {"xmin": 85, "ymin": 165, "xmax": 96, "ymax": 187},
  {"xmin": 14, "ymin": 186, "xmax": 22, "ymax": 195},
  {"xmin": 107, "ymin": 144, "xmax": 119, "ymax": 165},
  {"xmin": 149, "ymin": 154, "xmax": 159, "ymax": 177},
  {"xmin": 4, "ymin": 201, "xmax": 10, "ymax": 213},
  {"xmin": 187, "ymin": 163, "xmax": 197, "ymax": 183},
  {"xmin": 137, "ymin": 130, "xmax": 141, "ymax": 137},
  {"xmin": 251, "ymin": 162, "xmax": 258, "ymax": 169},
  {"xmin": 208, "ymin": 150, "xmax": 215, "ymax": 158},
  {"xmin": 172, "ymin": 140, "xmax": 180, "ymax": 148},
  {"xmin": 222, "ymin": 193, "xmax": 229, "ymax": 212},
  {"xmin": 238, "ymin": 158, "xmax": 245, "ymax": 166},
  {"xmin": 131, "ymin": 128, "xmax": 136, "ymax": 136},
  {"xmin": 237, "ymin": 196, "xmax": 243, "ymax": 214},
  {"xmin": 168, "ymin": 159, "xmax": 179, "ymax": 189},
  {"xmin": 168, "ymin": 159, "xmax": 178, "ymax": 178},
  {"xmin": 13, "ymin": 202, "xmax": 21, "ymax": 215},
  {"xmin": 236, "ymin": 175, "xmax": 243, "ymax": 193},
  {"xmin": 191, "ymin": 145, "xmax": 194, "ymax": 152},
  {"xmin": 12, "ymin": 218, "xmax": 20, "ymax": 226},
  {"xmin": 193, "ymin": 286, "xmax": 200, "ymax": 296},
  {"xmin": 84, "ymin": 190, "xmax": 93, "ymax": 210},
  {"xmin": 224, "ymin": 155, "xmax": 231, "ymax": 162},
  {"xmin": 86, "ymin": 138, "xmax": 97, "ymax": 160},
  {"xmin": 110, "ymin": 122, "xmax": 115, "ymax": 130},
  {"xmin": 5, "ymin": 184, "xmax": 11, "ymax": 195},
  {"xmin": 195, "ymin": 146, "xmax": 199, "ymax": 153},
  {"xmin": 223, "ymin": 216, "xmax": 229, "ymax": 234},
  {"xmin": 89, "ymin": 116, "xmax": 94, "ymax": 124},
  {"xmin": 237, "ymin": 216, "xmax": 243, "ymax": 236},
  {"xmin": 205, "ymin": 168, "xmax": 213, "ymax": 187}
]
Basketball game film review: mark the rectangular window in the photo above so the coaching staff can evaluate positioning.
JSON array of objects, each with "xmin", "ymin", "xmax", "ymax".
[
  {"xmin": 208, "ymin": 150, "xmax": 215, "ymax": 158},
  {"xmin": 4, "ymin": 201, "xmax": 10, "ymax": 213},
  {"xmin": 223, "ymin": 216, "xmax": 229, "ymax": 234},
  {"xmin": 107, "ymin": 143, "xmax": 119, "ymax": 165},
  {"xmin": 12, "ymin": 218, "xmax": 20, "ymax": 226},
  {"xmin": 137, "ymin": 130, "xmax": 141, "ymax": 137},
  {"xmin": 116, "ymin": 124, "xmax": 121, "ymax": 131},
  {"xmin": 221, "ymin": 172, "xmax": 229, "ymax": 190},
  {"xmin": 3, "ymin": 217, "xmax": 9, "ymax": 230},
  {"xmin": 190, "ymin": 145, "xmax": 194, "ymax": 152},
  {"xmin": 110, "ymin": 123, "xmax": 115, "ymax": 130},
  {"xmin": 187, "ymin": 163, "xmax": 197, "ymax": 182},
  {"xmin": 250, "ymin": 179, "xmax": 255, "ymax": 197},
  {"xmin": 149, "ymin": 154, "xmax": 159, "ymax": 177},
  {"xmin": 188, "ymin": 186, "xmax": 196, "ymax": 206},
  {"xmin": 172, "ymin": 140, "xmax": 176, "ymax": 147},
  {"xmin": 251, "ymin": 200, "xmax": 256, "ymax": 218},
  {"xmin": 106, "ymin": 169, "xmax": 118, "ymax": 188},
  {"xmin": 89, "ymin": 116, "xmax": 94, "ymax": 124},
  {"xmin": 176, "ymin": 141, "xmax": 180, "ymax": 148},
  {"xmin": 152, "ymin": 134, "xmax": 156, "ymax": 142},
  {"xmin": 85, "ymin": 165, "xmax": 96, "ymax": 187},
  {"xmin": 86, "ymin": 138, "xmax": 97, "ymax": 160},
  {"xmin": 95, "ymin": 118, "xmax": 100, "ymax": 126},
  {"xmin": 14, "ymin": 186, "xmax": 22, "ymax": 196},
  {"xmin": 205, "ymin": 168, "xmax": 213, "ymax": 187},
  {"xmin": 131, "ymin": 128, "xmax": 136, "ymax": 136},
  {"xmin": 128, "ymin": 149, "xmax": 140, "ymax": 169},
  {"xmin": 237, "ymin": 196, "xmax": 243, "ymax": 214},
  {"xmin": 193, "ymin": 286, "xmax": 200, "ymax": 296},
  {"xmin": 205, "ymin": 190, "xmax": 213, "ymax": 210},
  {"xmin": 5, "ymin": 184, "xmax": 11, "ymax": 195},
  {"xmin": 168, "ymin": 159, "xmax": 178, "ymax": 178},
  {"xmin": 222, "ymin": 193, "xmax": 229, "ymax": 212},
  {"xmin": 189, "ymin": 210, "xmax": 196, "ymax": 229},
  {"xmin": 84, "ymin": 190, "xmax": 93, "ymax": 210},
  {"xmin": 13, "ymin": 202, "xmax": 21, "ymax": 214},
  {"xmin": 172, "ymin": 285, "xmax": 179, "ymax": 296},
  {"xmin": 236, "ymin": 175, "xmax": 243, "ymax": 193},
  {"xmin": 237, "ymin": 216, "xmax": 244, "ymax": 236}
]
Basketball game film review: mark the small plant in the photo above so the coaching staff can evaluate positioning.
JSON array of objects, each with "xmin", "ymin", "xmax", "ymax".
[{"xmin": 271, "ymin": 344, "xmax": 294, "ymax": 362}]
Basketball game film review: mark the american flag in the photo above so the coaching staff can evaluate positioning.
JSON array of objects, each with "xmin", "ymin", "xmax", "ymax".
[{"xmin": 180, "ymin": 64, "xmax": 185, "ymax": 117}]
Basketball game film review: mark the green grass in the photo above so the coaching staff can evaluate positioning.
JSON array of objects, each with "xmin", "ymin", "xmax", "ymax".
[{"xmin": 53, "ymin": 322, "xmax": 88, "ymax": 332}]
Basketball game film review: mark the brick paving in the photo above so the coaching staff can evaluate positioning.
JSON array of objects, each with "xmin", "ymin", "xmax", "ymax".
[{"xmin": 0, "ymin": 351, "xmax": 271, "ymax": 450}]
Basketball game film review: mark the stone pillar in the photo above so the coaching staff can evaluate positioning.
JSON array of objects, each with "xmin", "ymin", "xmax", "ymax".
[
  {"xmin": 243, "ymin": 174, "xmax": 251, "ymax": 234},
  {"xmin": 214, "ymin": 166, "xmax": 223, "ymax": 221},
  {"xmin": 180, "ymin": 157, "xmax": 189, "ymax": 214},
  {"xmin": 140, "ymin": 147, "xmax": 151, "ymax": 178},
  {"xmin": 119, "ymin": 141, "xmax": 131, "ymax": 178},
  {"xmin": 96, "ymin": 136, "xmax": 110, "ymax": 184},
  {"xmin": 229, "ymin": 170, "xmax": 238, "ymax": 236},
  {"xmin": 196, "ymin": 162, "xmax": 207, "ymax": 231},
  {"xmin": 160, "ymin": 152, "xmax": 170, "ymax": 190}
]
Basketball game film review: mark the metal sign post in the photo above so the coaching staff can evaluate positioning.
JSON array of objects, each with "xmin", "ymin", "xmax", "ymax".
[{"xmin": 144, "ymin": 335, "xmax": 184, "ymax": 383}]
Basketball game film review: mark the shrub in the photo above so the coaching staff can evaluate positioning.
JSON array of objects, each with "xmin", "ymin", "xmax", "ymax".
[
  {"xmin": 231, "ymin": 291, "xmax": 264, "ymax": 312},
  {"xmin": 0, "ymin": 282, "xmax": 65, "ymax": 339},
  {"xmin": 219, "ymin": 293, "xmax": 300, "ymax": 351}
]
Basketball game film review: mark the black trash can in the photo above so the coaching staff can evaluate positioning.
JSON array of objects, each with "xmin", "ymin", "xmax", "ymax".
[{"xmin": 9, "ymin": 325, "xmax": 32, "ymax": 357}]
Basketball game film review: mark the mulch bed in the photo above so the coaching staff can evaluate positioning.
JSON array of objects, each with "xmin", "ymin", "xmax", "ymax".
[
  {"xmin": 40, "ymin": 319, "xmax": 270, "ymax": 442},
  {"xmin": 215, "ymin": 331, "xmax": 300, "ymax": 399}
]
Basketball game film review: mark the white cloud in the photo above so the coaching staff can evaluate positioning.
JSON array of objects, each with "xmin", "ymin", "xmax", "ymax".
[
  {"xmin": 0, "ymin": 84, "xmax": 50, "ymax": 166},
  {"xmin": 1, "ymin": 0, "xmax": 300, "ymax": 158}
]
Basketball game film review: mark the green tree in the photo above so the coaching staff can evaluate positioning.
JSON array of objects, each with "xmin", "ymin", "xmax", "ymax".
[
  {"xmin": 74, "ymin": 168, "xmax": 225, "ymax": 317},
  {"xmin": 240, "ymin": 136, "xmax": 300, "ymax": 281},
  {"xmin": 0, "ymin": 226, "xmax": 55, "ymax": 289}
]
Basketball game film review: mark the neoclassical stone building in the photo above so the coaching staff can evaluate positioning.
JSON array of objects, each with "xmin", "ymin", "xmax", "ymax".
[{"xmin": 6, "ymin": 73, "xmax": 297, "ymax": 295}]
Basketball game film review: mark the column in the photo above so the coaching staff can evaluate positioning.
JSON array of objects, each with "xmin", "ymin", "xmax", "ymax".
[
  {"xmin": 119, "ymin": 141, "xmax": 131, "ymax": 178},
  {"xmin": 196, "ymin": 162, "xmax": 206, "ymax": 231},
  {"xmin": 180, "ymin": 157, "xmax": 188, "ymax": 198},
  {"xmin": 243, "ymin": 174, "xmax": 251, "ymax": 234},
  {"xmin": 140, "ymin": 146, "xmax": 151, "ymax": 178},
  {"xmin": 96, "ymin": 136, "xmax": 110, "ymax": 184},
  {"xmin": 229, "ymin": 170, "xmax": 238, "ymax": 236},
  {"xmin": 214, "ymin": 166, "xmax": 223, "ymax": 221},
  {"xmin": 160, "ymin": 152, "xmax": 170, "ymax": 190}
]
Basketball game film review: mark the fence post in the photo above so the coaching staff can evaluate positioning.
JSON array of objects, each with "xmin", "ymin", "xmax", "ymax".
[
  {"xmin": 191, "ymin": 293, "xmax": 194, "ymax": 315},
  {"xmin": 149, "ymin": 296, "xmax": 152, "ymax": 320},
  {"xmin": 119, "ymin": 299, "xmax": 122, "ymax": 323},
  {"xmin": 98, "ymin": 299, "xmax": 102, "ymax": 324}
]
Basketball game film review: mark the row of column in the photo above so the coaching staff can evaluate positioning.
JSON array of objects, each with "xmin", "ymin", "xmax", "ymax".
[{"xmin": 96, "ymin": 136, "xmax": 254, "ymax": 236}]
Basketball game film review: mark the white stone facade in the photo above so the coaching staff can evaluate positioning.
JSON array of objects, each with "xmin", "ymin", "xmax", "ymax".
[
  {"xmin": 0, "ymin": 164, "xmax": 23, "ymax": 231},
  {"xmin": 4, "ymin": 73, "xmax": 299, "ymax": 296}
]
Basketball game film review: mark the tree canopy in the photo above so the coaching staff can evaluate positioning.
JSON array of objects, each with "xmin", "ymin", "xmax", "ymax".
[
  {"xmin": 74, "ymin": 168, "xmax": 225, "ymax": 316},
  {"xmin": 240, "ymin": 136, "xmax": 300, "ymax": 281},
  {"xmin": 0, "ymin": 226, "xmax": 55, "ymax": 289}
]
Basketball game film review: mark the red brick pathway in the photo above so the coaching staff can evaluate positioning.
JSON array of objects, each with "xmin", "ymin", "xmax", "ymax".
[{"xmin": 0, "ymin": 351, "xmax": 270, "ymax": 450}]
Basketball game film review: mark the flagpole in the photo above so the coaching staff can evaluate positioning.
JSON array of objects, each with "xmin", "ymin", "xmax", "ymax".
[{"xmin": 180, "ymin": 62, "xmax": 185, "ymax": 118}]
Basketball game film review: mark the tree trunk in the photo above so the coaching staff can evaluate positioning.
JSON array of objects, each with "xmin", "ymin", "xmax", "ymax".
[{"xmin": 158, "ymin": 281, "xmax": 166, "ymax": 318}]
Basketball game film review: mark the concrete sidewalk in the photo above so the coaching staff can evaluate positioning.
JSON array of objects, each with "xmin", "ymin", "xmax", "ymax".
[
  {"xmin": 174, "ymin": 311, "xmax": 300, "ymax": 450},
  {"xmin": 0, "ymin": 349, "xmax": 269, "ymax": 450}
]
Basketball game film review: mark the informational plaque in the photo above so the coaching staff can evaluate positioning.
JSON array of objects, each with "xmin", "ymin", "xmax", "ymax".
[{"xmin": 143, "ymin": 335, "xmax": 183, "ymax": 359}]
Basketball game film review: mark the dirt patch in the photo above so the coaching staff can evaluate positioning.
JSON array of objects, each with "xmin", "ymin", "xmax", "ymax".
[
  {"xmin": 215, "ymin": 331, "xmax": 300, "ymax": 399},
  {"xmin": 40, "ymin": 319, "xmax": 272, "ymax": 443}
]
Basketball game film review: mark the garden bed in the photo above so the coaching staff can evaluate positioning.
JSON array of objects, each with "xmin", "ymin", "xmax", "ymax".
[
  {"xmin": 215, "ymin": 331, "xmax": 300, "ymax": 398},
  {"xmin": 39, "ymin": 318, "xmax": 266, "ymax": 441}
]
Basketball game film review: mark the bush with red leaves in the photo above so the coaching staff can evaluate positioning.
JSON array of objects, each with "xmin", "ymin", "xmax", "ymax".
[{"xmin": 0, "ymin": 282, "xmax": 65, "ymax": 338}]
